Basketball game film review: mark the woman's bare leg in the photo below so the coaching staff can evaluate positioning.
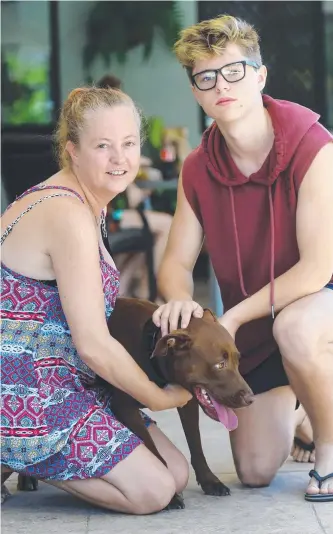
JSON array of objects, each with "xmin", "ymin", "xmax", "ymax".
[{"xmin": 45, "ymin": 426, "xmax": 188, "ymax": 515}]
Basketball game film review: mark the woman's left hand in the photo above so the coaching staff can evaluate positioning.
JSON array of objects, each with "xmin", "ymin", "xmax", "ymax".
[{"xmin": 218, "ymin": 310, "xmax": 241, "ymax": 340}]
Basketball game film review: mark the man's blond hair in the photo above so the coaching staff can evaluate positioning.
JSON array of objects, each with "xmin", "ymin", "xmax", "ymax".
[{"xmin": 174, "ymin": 15, "xmax": 262, "ymax": 74}]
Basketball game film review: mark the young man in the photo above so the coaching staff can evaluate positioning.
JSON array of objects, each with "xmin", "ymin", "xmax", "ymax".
[{"xmin": 153, "ymin": 15, "xmax": 333, "ymax": 501}]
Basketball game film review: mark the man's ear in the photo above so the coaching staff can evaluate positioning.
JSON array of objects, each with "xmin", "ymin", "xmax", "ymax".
[
  {"xmin": 257, "ymin": 65, "xmax": 267, "ymax": 92},
  {"xmin": 203, "ymin": 308, "xmax": 217, "ymax": 323},
  {"xmin": 151, "ymin": 333, "xmax": 193, "ymax": 358}
]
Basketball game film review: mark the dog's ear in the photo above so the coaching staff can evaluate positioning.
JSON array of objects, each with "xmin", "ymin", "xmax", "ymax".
[
  {"xmin": 203, "ymin": 308, "xmax": 217, "ymax": 322},
  {"xmin": 151, "ymin": 333, "xmax": 193, "ymax": 358}
]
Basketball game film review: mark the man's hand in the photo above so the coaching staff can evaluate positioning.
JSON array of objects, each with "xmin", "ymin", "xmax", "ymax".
[{"xmin": 152, "ymin": 300, "xmax": 204, "ymax": 336}]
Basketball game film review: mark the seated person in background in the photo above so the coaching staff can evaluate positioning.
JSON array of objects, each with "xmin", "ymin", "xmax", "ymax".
[
  {"xmin": 98, "ymin": 74, "xmax": 173, "ymax": 300},
  {"xmin": 108, "ymin": 179, "xmax": 173, "ymax": 299}
]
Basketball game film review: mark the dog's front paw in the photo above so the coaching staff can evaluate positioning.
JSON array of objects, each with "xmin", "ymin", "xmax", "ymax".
[
  {"xmin": 17, "ymin": 475, "xmax": 38, "ymax": 492},
  {"xmin": 164, "ymin": 492, "xmax": 185, "ymax": 510},
  {"xmin": 199, "ymin": 478, "xmax": 230, "ymax": 496}
]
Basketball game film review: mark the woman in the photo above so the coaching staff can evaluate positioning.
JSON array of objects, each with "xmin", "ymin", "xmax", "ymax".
[
  {"xmin": 153, "ymin": 16, "xmax": 333, "ymax": 501},
  {"xmin": 1, "ymin": 87, "xmax": 191, "ymax": 513}
]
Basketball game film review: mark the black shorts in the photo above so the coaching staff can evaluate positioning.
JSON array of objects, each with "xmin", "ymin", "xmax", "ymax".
[
  {"xmin": 244, "ymin": 282, "xmax": 333, "ymax": 397},
  {"xmin": 243, "ymin": 350, "xmax": 289, "ymax": 396}
]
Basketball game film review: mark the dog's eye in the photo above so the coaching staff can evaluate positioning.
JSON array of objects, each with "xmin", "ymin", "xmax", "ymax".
[{"xmin": 214, "ymin": 361, "xmax": 227, "ymax": 370}]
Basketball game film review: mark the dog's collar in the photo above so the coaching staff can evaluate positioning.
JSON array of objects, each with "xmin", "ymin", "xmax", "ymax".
[{"xmin": 142, "ymin": 318, "xmax": 168, "ymax": 389}]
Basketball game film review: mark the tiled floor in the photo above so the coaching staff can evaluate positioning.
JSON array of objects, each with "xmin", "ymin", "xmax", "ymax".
[
  {"xmin": 2, "ymin": 410, "xmax": 333, "ymax": 534},
  {"xmin": 2, "ymin": 282, "xmax": 332, "ymax": 533}
]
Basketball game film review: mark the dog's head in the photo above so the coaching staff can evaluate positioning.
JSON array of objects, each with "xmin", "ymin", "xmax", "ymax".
[{"xmin": 151, "ymin": 309, "xmax": 254, "ymax": 431}]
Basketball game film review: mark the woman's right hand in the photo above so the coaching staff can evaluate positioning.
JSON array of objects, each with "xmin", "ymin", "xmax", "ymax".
[
  {"xmin": 152, "ymin": 300, "xmax": 204, "ymax": 336},
  {"xmin": 150, "ymin": 384, "xmax": 193, "ymax": 411}
]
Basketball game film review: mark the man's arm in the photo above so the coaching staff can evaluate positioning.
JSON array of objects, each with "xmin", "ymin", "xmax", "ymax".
[
  {"xmin": 154, "ymin": 172, "xmax": 205, "ymax": 334},
  {"xmin": 157, "ymin": 172, "xmax": 204, "ymax": 300},
  {"xmin": 222, "ymin": 142, "xmax": 333, "ymax": 333}
]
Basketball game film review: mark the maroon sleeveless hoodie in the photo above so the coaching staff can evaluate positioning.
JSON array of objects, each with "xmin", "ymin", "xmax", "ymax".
[{"xmin": 183, "ymin": 95, "xmax": 333, "ymax": 376}]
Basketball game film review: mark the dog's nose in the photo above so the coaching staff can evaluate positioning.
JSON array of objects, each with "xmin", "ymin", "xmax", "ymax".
[
  {"xmin": 234, "ymin": 390, "xmax": 254, "ymax": 407},
  {"xmin": 242, "ymin": 392, "xmax": 254, "ymax": 405}
]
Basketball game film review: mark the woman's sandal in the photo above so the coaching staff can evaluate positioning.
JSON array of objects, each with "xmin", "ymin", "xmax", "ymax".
[{"xmin": 304, "ymin": 469, "xmax": 333, "ymax": 502}]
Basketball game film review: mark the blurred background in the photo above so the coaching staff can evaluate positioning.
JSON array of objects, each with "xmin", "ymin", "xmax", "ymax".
[{"xmin": 1, "ymin": 0, "xmax": 333, "ymax": 306}]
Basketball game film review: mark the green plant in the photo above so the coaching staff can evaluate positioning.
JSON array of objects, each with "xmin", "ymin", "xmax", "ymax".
[{"xmin": 83, "ymin": 1, "xmax": 183, "ymax": 73}]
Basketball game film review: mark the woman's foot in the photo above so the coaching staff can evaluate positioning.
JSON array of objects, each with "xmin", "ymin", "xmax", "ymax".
[
  {"xmin": 291, "ymin": 406, "xmax": 315, "ymax": 463},
  {"xmin": 305, "ymin": 443, "xmax": 333, "ymax": 500}
]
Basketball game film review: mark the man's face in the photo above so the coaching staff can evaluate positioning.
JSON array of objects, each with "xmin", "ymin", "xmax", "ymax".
[{"xmin": 191, "ymin": 43, "xmax": 267, "ymax": 124}]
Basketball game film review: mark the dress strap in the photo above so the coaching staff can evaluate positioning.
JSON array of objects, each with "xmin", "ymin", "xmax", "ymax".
[
  {"xmin": 15, "ymin": 184, "xmax": 84, "ymax": 203},
  {"xmin": 1, "ymin": 192, "xmax": 81, "ymax": 245}
]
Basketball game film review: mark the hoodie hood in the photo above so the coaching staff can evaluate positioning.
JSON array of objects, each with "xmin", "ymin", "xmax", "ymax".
[
  {"xmin": 201, "ymin": 95, "xmax": 322, "ymax": 318},
  {"xmin": 202, "ymin": 94, "xmax": 321, "ymax": 187}
]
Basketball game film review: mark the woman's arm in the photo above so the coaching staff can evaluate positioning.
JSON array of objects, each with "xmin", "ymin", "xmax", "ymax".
[
  {"xmin": 220, "ymin": 143, "xmax": 333, "ymax": 337},
  {"xmin": 46, "ymin": 198, "xmax": 191, "ymax": 411}
]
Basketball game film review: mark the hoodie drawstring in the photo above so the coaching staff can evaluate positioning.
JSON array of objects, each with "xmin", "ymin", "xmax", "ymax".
[
  {"xmin": 229, "ymin": 186, "xmax": 275, "ymax": 319},
  {"xmin": 268, "ymin": 185, "xmax": 275, "ymax": 318}
]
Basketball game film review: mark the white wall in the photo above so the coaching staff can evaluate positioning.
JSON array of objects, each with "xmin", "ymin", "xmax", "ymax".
[{"xmin": 58, "ymin": 1, "xmax": 201, "ymax": 148}]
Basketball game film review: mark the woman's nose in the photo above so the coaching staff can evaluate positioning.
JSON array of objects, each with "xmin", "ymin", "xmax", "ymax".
[{"xmin": 110, "ymin": 147, "xmax": 126, "ymax": 164}]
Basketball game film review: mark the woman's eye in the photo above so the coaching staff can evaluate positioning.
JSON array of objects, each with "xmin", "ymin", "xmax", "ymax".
[
  {"xmin": 125, "ymin": 141, "xmax": 135, "ymax": 147},
  {"xmin": 97, "ymin": 143, "xmax": 108, "ymax": 149}
]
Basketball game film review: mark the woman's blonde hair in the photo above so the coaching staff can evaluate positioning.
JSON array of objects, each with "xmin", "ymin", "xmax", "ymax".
[
  {"xmin": 174, "ymin": 15, "xmax": 262, "ymax": 75},
  {"xmin": 55, "ymin": 87, "xmax": 142, "ymax": 169}
]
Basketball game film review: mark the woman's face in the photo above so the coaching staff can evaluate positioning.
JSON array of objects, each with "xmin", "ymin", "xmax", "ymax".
[{"xmin": 68, "ymin": 104, "xmax": 141, "ymax": 198}]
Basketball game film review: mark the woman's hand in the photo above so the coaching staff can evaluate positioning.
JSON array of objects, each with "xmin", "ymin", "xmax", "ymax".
[
  {"xmin": 150, "ymin": 384, "xmax": 193, "ymax": 412},
  {"xmin": 152, "ymin": 300, "xmax": 204, "ymax": 336}
]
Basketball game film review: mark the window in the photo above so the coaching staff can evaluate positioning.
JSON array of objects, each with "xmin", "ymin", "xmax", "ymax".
[
  {"xmin": 1, "ymin": 1, "xmax": 59, "ymax": 127},
  {"xmin": 323, "ymin": 1, "xmax": 333, "ymax": 128}
]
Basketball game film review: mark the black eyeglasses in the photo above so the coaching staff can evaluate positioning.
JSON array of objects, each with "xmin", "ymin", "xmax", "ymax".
[{"xmin": 191, "ymin": 60, "xmax": 260, "ymax": 91}]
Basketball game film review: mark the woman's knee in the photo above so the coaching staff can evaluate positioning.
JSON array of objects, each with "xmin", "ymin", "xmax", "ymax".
[
  {"xmin": 170, "ymin": 450, "xmax": 190, "ymax": 494},
  {"xmin": 130, "ymin": 469, "xmax": 176, "ymax": 514},
  {"xmin": 105, "ymin": 445, "xmax": 177, "ymax": 514},
  {"xmin": 146, "ymin": 425, "xmax": 189, "ymax": 493}
]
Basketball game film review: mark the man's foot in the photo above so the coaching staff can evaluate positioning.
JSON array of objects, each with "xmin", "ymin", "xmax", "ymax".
[
  {"xmin": 305, "ymin": 443, "xmax": 333, "ymax": 500},
  {"xmin": 291, "ymin": 407, "xmax": 315, "ymax": 463}
]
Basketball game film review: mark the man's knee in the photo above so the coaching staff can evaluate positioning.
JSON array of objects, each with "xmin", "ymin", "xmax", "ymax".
[
  {"xmin": 233, "ymin": 445, "xmax": 290, "ymax": 488},
  {"xmin": 273, "ymin": 306, "xmax": 319, "ymax": 366},
  {"xmin": 235, "ymin": 459, "xmax": 278, "ymax": 488}
]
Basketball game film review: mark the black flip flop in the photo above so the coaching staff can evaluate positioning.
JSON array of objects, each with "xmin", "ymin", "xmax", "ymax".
[
  {"xmin": 294, "ymin": 437, "xmax": 315, "ymax": 453},
  {"xmin": 304, "ymin": 469, "xmax": 333, "ymax": 502}
]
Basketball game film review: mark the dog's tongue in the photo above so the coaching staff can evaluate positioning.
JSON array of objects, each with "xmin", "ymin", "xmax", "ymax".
[{"xmin": 210, "ymin": 396, "xmax": 238, "ymax": 431}]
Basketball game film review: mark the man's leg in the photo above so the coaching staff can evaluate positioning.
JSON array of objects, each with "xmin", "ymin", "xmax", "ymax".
[
  {"xmin": 291, "ymin": 405, "xmax": 316, "ymax": 463},
  {"xmin": 273, "ymin": 287, "xmax": 333, "ymax": 496},
  {"xmin": 230, "ymin": 386, "xmax": 296, "ymax": 487}
]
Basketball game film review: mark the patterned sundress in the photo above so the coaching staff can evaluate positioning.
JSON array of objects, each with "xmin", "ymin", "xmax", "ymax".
[{"xmin": 1, "ymin": 185, "xmax": 146, "ymax": 481}]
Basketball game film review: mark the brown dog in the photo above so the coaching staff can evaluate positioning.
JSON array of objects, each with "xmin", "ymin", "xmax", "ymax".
[
  {"xmin": 105, "ymin": 297, "xmax": 254, "ymax": 510},
  {"xmin": 9, "ymin": 297, "xmax": 253, "ymax": 508}
]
